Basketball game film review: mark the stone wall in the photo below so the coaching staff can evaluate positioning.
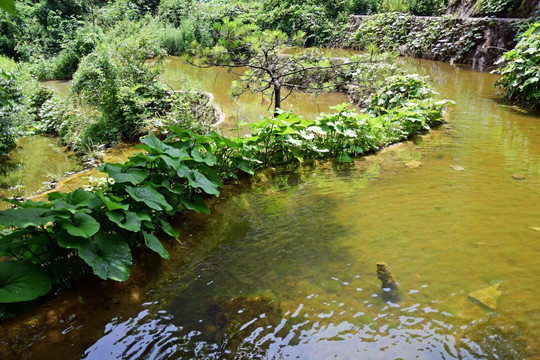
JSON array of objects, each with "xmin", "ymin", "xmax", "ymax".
[{"xmin": 347, "ymin": 14, "xmax": 524, "ymax": 70}]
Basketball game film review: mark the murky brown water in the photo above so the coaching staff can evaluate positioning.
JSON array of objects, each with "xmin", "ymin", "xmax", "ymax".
[{"xmin": 1, "ymin": 57, "xmax": 539, "ymax": 359}]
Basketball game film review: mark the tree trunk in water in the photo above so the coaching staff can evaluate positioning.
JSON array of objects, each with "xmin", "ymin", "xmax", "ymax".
[{"xmin": 274, "ymin": 83, "xmax": 281, "ymax": 117}]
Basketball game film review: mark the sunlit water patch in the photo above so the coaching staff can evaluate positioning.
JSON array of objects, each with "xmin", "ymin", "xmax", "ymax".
[{"xmin": 0, "ymin": 135, "xmax": 81, "ymax": 208}]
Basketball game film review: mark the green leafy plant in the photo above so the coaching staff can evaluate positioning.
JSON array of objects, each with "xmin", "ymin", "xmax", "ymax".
[
  {"xmin": 348, "ymin": 13, "xmax": 486, "ymax": 64},
  {"xmin": 494, "ymin": 22, "xmax": 540, "ymax": 110},
  {"xmin": 0, "ymin": 68, "xmax": 17, "ymax": 157},
  {"xmin": 0, "ymin": 0, "xmax": 16, "ymax": 15},
  {"xmin": 475, "ymin": 0, "xmax": 517, "ymax": 16}
]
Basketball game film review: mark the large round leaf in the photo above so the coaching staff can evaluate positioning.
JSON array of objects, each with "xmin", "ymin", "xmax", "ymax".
[
  {"xmin": 0, "ymin": 262, "xmax": 51, "ymax": 303},
  {"xmin": 0, "ymin": 208, "xmax": 56, "ymax": 228},
  {"xmin": 77, "ymin": 233, "xmax": 132, "ymax": 282},
  {"xmin": 53, "ymin": 188, "xmax": 100, "ymax": 213},
  {"xmin": 125, "ymin": 185, "xmax": 173, "ymax": 211},
  {"xmin": 60, "ymin": 213, "xmax": 100, "ymax": 238}
]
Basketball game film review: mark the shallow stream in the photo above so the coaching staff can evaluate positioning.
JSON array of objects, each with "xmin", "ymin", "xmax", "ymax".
[{"xmin": 1, "ymin": 57, "xmax": 539, "ymax": 359}]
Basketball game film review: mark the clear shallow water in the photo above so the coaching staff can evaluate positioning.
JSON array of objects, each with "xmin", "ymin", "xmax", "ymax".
[
  {"xmin": 0, "ymin": 136, "xmax": 81, "ymax": 209},
  {"xmin": 1, "ymin": 58, "xmax": 539, "ymax": 359}
]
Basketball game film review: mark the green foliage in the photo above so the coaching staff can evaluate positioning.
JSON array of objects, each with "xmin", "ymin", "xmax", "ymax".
[
  {"xmin": 144, "ymin": 87, "xmax": 218, "ymax": 137},
  {"xmin": 368, "ymin": 74, "xmax": 433, "ymax": 112},
  {"xmin": 349, "ymin": 13, "xmax": 485, "ymax": 63},
  {"xmin": 0, "ymin": 9, "xmax": 20, "ymax": 58},
  {"xmin": 0, "ymin": 56, "xmax": 56, "ymax": 156},
  {"xmin": 0, "ymin": 68, "xmax": 18, "ymax": 157},
  {"xmin": 345, "ymin": 60, "xmax": 402, "ymax": 107},
  {"xmin": 475, "ymin": 0, "xmax": 517, "ymax": 16},
  {"xmin": 0, "ymin": 262, "xmax": 51, "ymax": 303},
  {"xmin": 0, "ymin": 0, "xmax": 16, "ymax": 15},
  {"xmin": 13, "ymin": 1, "xmax": 87, "ymax": 60},
  {"xmin": 0, "ymin": 58, "xmax": 38, "ymax": 157},
  {"xmin": 32, "ymin": 24, "xmax": 103, "ymax": 80},
  {"xmin": 95, "ymin": 0, "xmax": 159, "ymax": 26},
  {"xmin": 71, "ymin": 22, "xmax": 167, "ymax": 146},
  {"xmin": 381, "ymin": 0, "xmax": 410, "ymax": 12},
  {"xmin": 35, "ymin": 95, "xmax": 89, "ymax": 151},
  {"xmin": 28, "ymin": 85, "xmax": 55, "ymax": 120},
  {"xmin": 158, "ymin": 0, "xmax": 193, "ymax": 26},
  {"xmin": 349, "ymin": 0, "xmax": 380, "ymax": 14},
  {"xmin": 494, "ymin": 23, "xmax": 540, "ymax": 110},
  {"xmin": 258, "ymin": 0, "xmax": 351, "ymax": 46},
  {"xmin": 157, "ymin": 0, "xmax": 260, "ymax": 55},
  {"xmin": 408, "ymin": 0, "xmax": 445, "ymax": 15}
]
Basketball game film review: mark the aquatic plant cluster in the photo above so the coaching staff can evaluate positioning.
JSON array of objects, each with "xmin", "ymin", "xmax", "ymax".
[
  {"xmin": 0, "ymin": 68, "xmax": 18, "ymax": 157},
  {"xmin": 494, "ymin": 22, "xmax": 540, "ymax": 110},
  {"xmin": 348, "ymin": 13, "xmax": 486, "ymax": 63},
  {"xmin": 0, "ymin": 75, "xmax": 451, "ymax": 320}
]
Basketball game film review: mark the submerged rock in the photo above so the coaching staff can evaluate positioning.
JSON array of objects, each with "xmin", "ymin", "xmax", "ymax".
[
  {"xmin": 449, "ymin": 165, "xmax": 465, "ymax": 172},
  {"xmin": 404, "ymin": 160, "xmax": 423, "ymax": 169},
  {"xmin": 468, "ymin": 283, "xmax": 502, "ymax": 310},
  {"xmin": 512, "ymin": 174, "xmax": 526, "ymax": 180},
  {"xmin": 376, "ymin": 262, "xmax": 399, "ymax": 300}
]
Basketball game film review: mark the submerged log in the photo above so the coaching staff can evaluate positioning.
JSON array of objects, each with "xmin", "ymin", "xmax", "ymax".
[{"xmin": 377, "ymin": 262, "xmax": 399, "ymax": 299}]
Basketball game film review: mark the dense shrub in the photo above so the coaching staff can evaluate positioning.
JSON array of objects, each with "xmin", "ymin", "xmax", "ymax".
[
  {"xmin": 27, "ymin": 85, "xmax": 55, "ymax": 120},
  {"xmin": 345, "ymin": 61, "xmax": 402, "ymax": 107},
  {"xmin": 32, "ymin": 25, "xmax": 102, "ymax": 80},
  {"xmin": 408, "ymin": 0, "xmax": 445, "ymax": 15},
  {"xmin": 144, "ymin": 89, "xmax": 219, "ymax": 137},
  {"xmin": 95, "ymin": 0, "xmax": 160, "ymax": 26},
  {"xmin": 13, "ymin": 2, "xmax": 86, "ymax": 60},
  {"xmin": 494, "ymin": 23, "xmax": 540, "ymax": 110},
  {"xmin": 35, "ymin": 96, "xmax": 89, "ymax": 150},
  {"xmin": 475, "ymin": 0, "xmax": 517, "ymax": 16},
  {"xmin": 349, "ymin": 13, "xmax": 485, "ymax": 63},
  {"xmin": 71, "ymin": 22, "xmax": 167, "ymax": 146},
  {"xmin": 0, "ymin": 57, "xmax": 38, "ymax": 157},
  {"xmin": 155, "ymin": 18, "xmax": 214, "ymax": 55},
  {"xmin": 0, "ymin": 10, "xmax": 20, "ymax": 59},
  {"xmin": 349, "ymin": 0, "xmax": 380, "ymax": 14},
  {"xmin": 258, "ymin": 0, "xmax": 351, "ymax": 46},
  {"xmin": 157, "ymin": 0, "xmax": 193, "ymax": 26},
  {"xmin": 0, "ymin": 68, "xmax": 17, "ymax": 157},
  {"xmin": 157, "ymin": 0, "xmax": 261, "ymax": 55}
]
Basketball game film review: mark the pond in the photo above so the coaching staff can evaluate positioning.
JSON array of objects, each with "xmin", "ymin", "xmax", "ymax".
[{"xmin": 1, "ymin": 58, "xmax": 539, "ymax": 359}]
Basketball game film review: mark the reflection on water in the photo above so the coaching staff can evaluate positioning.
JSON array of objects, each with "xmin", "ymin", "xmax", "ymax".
[
  {"xmin": 0, "ymin": 136, "xmax": 81, "ymax": 208},
  {"xmin": 1, "ymin": 58, "xmax": 540, "ymax": 359},
  {"xmin": 161, "ymin": 57, "xmax": 355, "ymax": 135}
]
